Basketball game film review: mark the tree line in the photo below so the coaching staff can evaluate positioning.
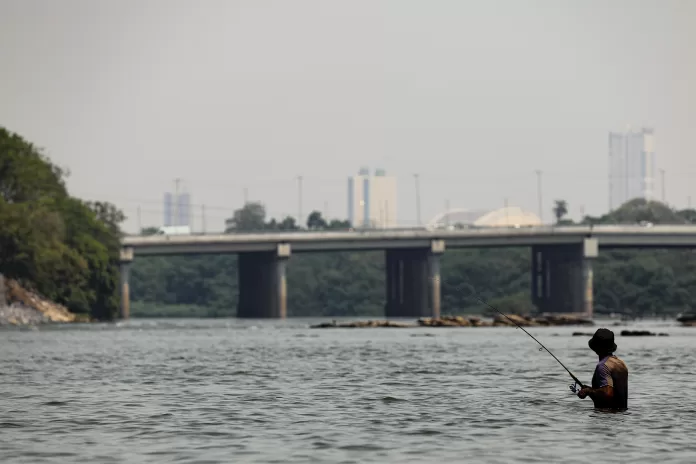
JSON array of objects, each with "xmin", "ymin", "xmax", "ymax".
[
  {"xmin": 5, "ymin": 125, "xmax": 691, "ymax": 321},
  {"xmin": 0, "ymin": 127, "xmax": 125, "ymax": 319},
  {"xmin": 131, "ymin": 198, "xmax": 696, "ymax": 319}
]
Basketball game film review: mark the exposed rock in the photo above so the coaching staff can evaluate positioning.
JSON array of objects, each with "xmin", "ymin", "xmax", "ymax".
[
  {"xmin": 493, "ymin": 314, "xmax": 537, "ymax": 326},
  {"xmin": 312, "ymin": 313, "xmax": 594, "ymax": 329},
  {"xmin": 418, "ymin": 316, "xmax": 471, "ymax": 327},
  {"xmin": 620, "ymin": 330, "xmax": 669, "ymax": 337},
  {"xmin": 541, "ymin": 314, "xmax": 594, "ymax": 326},
  {"xmin": 310, "ymin": 320, "xmax": 416, "ymax": 328},
  {"xmin": 0, "ymin": 303, "xmax": 49, "ymax": 326},
  {"xmin": 0, "ymin": 277, "xmax": 78, "ymax": 326},
  {"xmin": 574, "ymin": 330, "xmax": 669, "ymax": 337}
]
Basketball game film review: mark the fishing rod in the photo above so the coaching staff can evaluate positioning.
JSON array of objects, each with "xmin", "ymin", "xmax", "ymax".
[{"xmin": 474, "ymin": 296, "xmax": 586, "ymax": 393}]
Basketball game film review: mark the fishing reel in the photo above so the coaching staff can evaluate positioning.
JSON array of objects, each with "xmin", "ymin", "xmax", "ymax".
[{"xmin": 569, "ymin": 382, "xmax": 580, "ymax": 393}]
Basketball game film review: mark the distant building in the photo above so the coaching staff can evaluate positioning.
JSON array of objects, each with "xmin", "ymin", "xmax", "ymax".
[
  {"xmin": 163, "ymin": 192, "xmax": 173, "ymax": 227},
  {"xmin": 347, "ymin": 167, "xmax": 397, "ymax": 228},
  {"xmin": 163, "ymin": 190, "xmax": 191, "ymax": 227},
  {"xmin": 609, "ymin": 127, "xmax": 656, "ymax": 210},
  {"xmin": 177, "ymin": 192, "xmax": 191, "ymax": 227}
]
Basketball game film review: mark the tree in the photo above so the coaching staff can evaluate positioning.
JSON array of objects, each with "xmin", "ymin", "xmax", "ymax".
[
  {"xmin": 141, "ymin": 227, "xmax": 160, "ymax": 236},
  {"xmin": 130, "ymin": 198, "xmax": 696, "ymax": 320},
  {"xmin": 0, "ymin": 128, "xmax": 68, "ymax": 203},
  {"xmin": 0, "ymin": 127, "xmax": 123, "ymax": 320},
  {"xmin": 581, "ymin": 199, "xmax": 688, "ymax": 226},
  {"xmin": 279, "ymin": 216, "xmax": 298, "ymax": 230},
  {"xmin": 86, "ymin": 201, "xmax": 126, "ymax": 236},
  {"xmin": 327, "ymin": 219, "xmax": 351, "ymax": 229},
  {"xmin": 307, "ymin": 210, "xmax": 327, "ymax": 230},
  {"xmin": 677, "ymin": 208, "xmax": 696, "ymax": 224},
  {"xmin": 225, "ymin": 202, "xmax": 266, "ymax": 232},
  {"xmin": 553, "ymin": 200, "xmax": 568, "ymax": 224}
]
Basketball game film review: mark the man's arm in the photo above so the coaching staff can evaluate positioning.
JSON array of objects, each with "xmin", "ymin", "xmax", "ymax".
[
  {"xmin": 578, "ymin": 385, "xmax": 614, "ymax": 401},
  {"xmin": 577, "ymin": 364, "xmax": 614, "ymax": 401}
]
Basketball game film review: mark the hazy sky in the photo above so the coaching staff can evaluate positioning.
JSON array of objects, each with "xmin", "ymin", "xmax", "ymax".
[{"xmin": 2, "ymin": 0, "xmax": 694, "ymax": 232}]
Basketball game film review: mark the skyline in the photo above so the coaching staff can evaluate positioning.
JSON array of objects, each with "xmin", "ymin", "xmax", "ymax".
[
  {"xmin": 2, "ymin": 1, "xmax": 694, "ymax": 234},
  {"xmin": 126, "ymin": 166, "xmax": 687, "ymax": 234}
]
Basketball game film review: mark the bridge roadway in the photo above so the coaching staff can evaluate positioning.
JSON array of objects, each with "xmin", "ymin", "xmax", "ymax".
[
  {"xmin": 121, "ymin": 225, "xmax": 696, "ymax": 255},
  {"xmin": 117, "ymin": 225, "xmax": 696, "ymax": 320}
]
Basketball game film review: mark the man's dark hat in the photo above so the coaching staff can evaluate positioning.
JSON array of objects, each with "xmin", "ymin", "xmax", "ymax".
[{"xmin": 588, "ymin": 328, "xmax": 617, "ymax": 353}]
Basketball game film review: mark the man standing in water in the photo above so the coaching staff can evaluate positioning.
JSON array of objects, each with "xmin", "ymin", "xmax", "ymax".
[{"xmin": 577, "ymin": 328, "xmax": 628, "ymax": 410}]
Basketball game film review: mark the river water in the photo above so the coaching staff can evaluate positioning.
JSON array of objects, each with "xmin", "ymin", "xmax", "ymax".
[{"xmin": 1, "ymin": 317, "xmax": 696, "ymax": 463}]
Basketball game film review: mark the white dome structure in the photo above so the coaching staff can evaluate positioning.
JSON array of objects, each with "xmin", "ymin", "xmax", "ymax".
[
  {"xmin": 427, "ymin": 206, "xmax": 542, "ymax": 228},
  {"xmin": 473, "ymin": 206, "xmax": 542, "ymax": 227}
]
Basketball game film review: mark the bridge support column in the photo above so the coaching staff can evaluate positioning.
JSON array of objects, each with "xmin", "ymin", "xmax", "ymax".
[
  {"xmin": 531, "ymin": 239, "xmax": 597, "ymax": 316},
  {"xmin": 237, "ymin": 244, "xmax": 290, "ymax": 318},
  {"xmin": 385, "ymin": 240, "xmax": 444, "ymax": 318},
  {"xmin": 119, "ymin": 247, "xmax": 134, "ymax": 320}
]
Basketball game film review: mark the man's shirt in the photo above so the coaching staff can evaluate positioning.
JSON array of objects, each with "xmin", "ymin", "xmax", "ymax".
[{"xmin": 591, "ymin": 355, "xmax": 628, "ymax": 410}]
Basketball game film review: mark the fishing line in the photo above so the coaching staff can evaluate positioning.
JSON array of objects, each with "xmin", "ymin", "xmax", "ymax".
[{"xmin": 459, "ymin": 285, "xmax": 586, "ymax": 393}]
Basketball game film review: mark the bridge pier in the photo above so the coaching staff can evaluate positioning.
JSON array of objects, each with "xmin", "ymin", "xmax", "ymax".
[
  {"xmin": 119, "ymin": 247, "xmax": 134, "ymax": 319},
  {"xmin": 531, "ymin": 239, "xmax": 597, "ymax": 316},
  {"xmin": 385, "ymin": 240, "xmax": 444, "ymax": 318},
  {"xmin": 237, "ymin": 244, "xmax": 290, "ymax": 318}
]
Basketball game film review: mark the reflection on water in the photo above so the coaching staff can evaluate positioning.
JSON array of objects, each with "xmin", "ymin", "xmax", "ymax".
[{"xmin": 1, "ymin": 318, "xmax": 696, "ymax": 463}]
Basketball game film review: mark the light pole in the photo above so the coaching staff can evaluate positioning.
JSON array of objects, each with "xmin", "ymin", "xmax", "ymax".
[
  {"xmin": 174, "ymin": 178, "xmax": 181, "ymax": 227},
  {"xmin": 297, "ymin": 175, "xmax": 303, "ymax": 226},
  {"xmin": 445, "ymin": 199, "xmax": 450, "ymax": 227},
  {"xmin": 535, "ymin": 170, "xmax": 543, "ymax": 224},
  {"xmin": 414, "ymin": 174, "xmax": 421, "ymax": 227},
  {"xmin": 504, "ymin": 197, "xmax": 509, "ymax": 225},
  {"xmin": 660, "ymin": 169, "xmax": 666, "ymax": 203}
]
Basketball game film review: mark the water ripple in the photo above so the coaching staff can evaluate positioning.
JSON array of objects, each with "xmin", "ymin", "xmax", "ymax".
[{"xmin": 1, "ymin": 318, "xmax": 696, "ymax": 463}]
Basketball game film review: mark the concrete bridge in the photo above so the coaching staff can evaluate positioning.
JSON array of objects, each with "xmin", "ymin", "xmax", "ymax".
[{"xmin": 119, "ymin": 225, "xmax": 696, "ymax": 319}]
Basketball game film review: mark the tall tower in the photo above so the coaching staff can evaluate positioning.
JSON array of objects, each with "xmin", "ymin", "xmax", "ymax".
[
  {"xmin": 163, "ymin": 192, "xmax": 173, "ymax": 226},
  {"xmin": 348, "ymin": 167, "xmax": 369, "ymax": 227},
  {"xmin": 347, "ymin": 167, "xmax": 397, "ymax": 228},
  {"xmin": 163, "ymin": 180, "xmax": 192, "ymax": 228},
  {"xmin": 370, "ymin": 168, "xmax": 397, "ymax": 228},
  {"xmin": 178, "ymin": 192, "xmax": 191, "ymax": 227},
  {"xmin": 608, "ymin": 127, "xmax": 655, "ymax": 210}
]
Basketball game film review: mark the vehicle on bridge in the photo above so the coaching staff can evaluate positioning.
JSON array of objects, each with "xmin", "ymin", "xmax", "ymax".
[{"xmin": 156, "ymin": 226, "xmax": 191, "ymax": 236}]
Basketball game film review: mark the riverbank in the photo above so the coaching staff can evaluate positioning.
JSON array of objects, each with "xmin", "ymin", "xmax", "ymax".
[{"xmin": 0, "ymin": 277, "xmax": 80, "ymax": 327}]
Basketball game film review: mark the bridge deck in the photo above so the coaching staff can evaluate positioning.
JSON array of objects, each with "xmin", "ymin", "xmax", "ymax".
[{"xmin": 121, "ymin": 225, "xmax": 696, "ymax": 256}]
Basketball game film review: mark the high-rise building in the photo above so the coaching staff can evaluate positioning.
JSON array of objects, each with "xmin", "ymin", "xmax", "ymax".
[
  {"xmin": 177, "ymin": 192, "xmax": 191, "ymax": 227},
  {"xmin": 608, "ymin": 127, "xmax": 656, "ymax": 210},
  {"xmin": 347, "ymin": 167, "xmax": 397, "ymax": 228},
  {"xmin": 163, "ymin": 192, "xmax": 173, "ymax": 227},
  {"xmin": 162, "ymin": 189, "xmax": 191, "ymax": 227}
]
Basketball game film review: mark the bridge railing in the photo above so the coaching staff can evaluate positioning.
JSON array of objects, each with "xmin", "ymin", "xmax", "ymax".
[{"xmin": 120, "ymin": 223, "xmax": 696, "ymax": 240}]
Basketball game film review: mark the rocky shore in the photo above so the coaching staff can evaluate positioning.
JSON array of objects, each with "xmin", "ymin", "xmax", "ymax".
[
  {"xmin": 677, "ymin": 314, "xmax": 696, "ymax": 327},
  {"xmin": 0, "ymin": 276, "xmax": 78, "ymax": 327},
  {"xmin": 573, "ymin": 330, "xmax": 669, "ymax": 337},
  {"xmin": 310, "ymin": 314, "xmax": 594, "ymax": 329}
]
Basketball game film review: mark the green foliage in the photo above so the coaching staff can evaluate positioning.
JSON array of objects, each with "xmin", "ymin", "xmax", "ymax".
[
  {"xmin": 132, "ymin": 200, "xmax": 696, "ymax": 318},
  {"xmin": 583, "ymin": 198, "xmax": 693, "ymax": 225},
  {"xmin": 0, "ymin": 127, "xmax": 124, "ymax": 319},
  {"xmin": 553, "ymin": 199, "xmax": 568, "ymax": 224}
]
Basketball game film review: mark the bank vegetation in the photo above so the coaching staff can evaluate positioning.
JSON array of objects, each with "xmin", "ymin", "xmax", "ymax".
[
  {"xmin": 131, "ymin": 199, "xmax": 696, "ymax": 319},
  {"xmin": 0, "ymin": 127, "xmax": 124, "ymax": 323}
]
